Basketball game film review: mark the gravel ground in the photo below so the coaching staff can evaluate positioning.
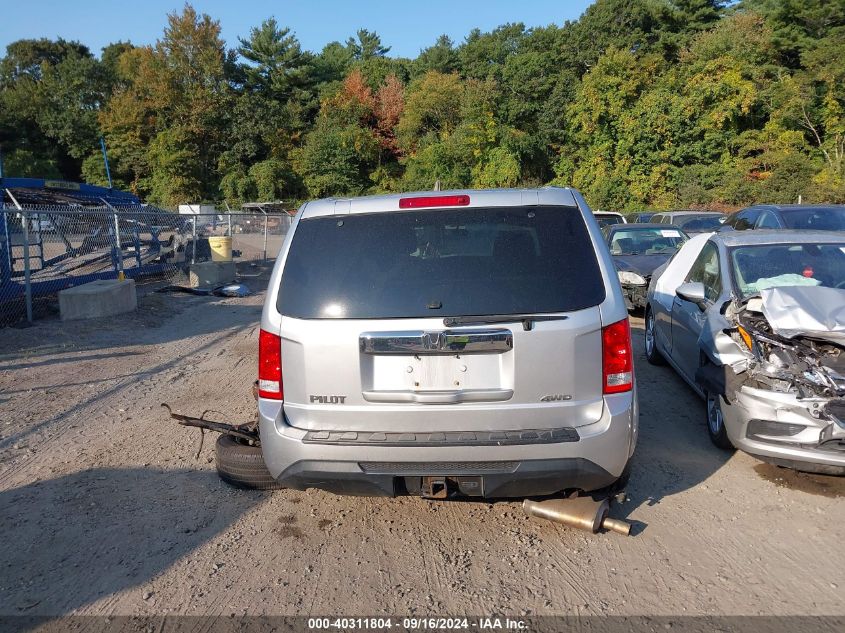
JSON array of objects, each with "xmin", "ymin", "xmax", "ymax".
[{"xmin": 0, "ymin": 268, "xmax": 843, "ymax": 618}]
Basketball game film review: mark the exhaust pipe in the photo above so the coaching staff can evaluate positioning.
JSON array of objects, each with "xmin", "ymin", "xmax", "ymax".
[{"xmin": 523, "ymin": 497, "xmax": 631, "ymax": 535}]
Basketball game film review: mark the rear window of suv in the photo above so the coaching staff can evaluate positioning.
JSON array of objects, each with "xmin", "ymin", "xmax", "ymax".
[{"xmin": 278, "ymin": 205, "xmax": 606, "ymax": 319}]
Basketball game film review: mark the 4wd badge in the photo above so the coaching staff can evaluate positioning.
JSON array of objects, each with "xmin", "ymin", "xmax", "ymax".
[{"xmin": 540, "ymin": 394, "xmax": 572, "ymax": 402}]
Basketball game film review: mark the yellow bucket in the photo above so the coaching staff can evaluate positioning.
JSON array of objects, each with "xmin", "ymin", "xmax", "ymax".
[{"xmin": 208, "ymin": 236, "xmax": 233, "ymax": 262}]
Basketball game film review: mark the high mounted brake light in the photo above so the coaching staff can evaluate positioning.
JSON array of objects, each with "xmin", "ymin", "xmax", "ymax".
[
  {"xmin": 258, "ymin": 329, "xmax": 283, "ymax": 400},
  {"xmin": 399, "ymin": 195, "xmax": 471, "ymax": 209},
  {"xmin": 602, "ymin": 319, "xmax": 633, "ymax": 394}
]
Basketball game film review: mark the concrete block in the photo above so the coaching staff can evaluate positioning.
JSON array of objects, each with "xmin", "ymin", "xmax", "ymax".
[
  {"xmin": 189, "ymin": 261, "xmax": 236, "ymax": 288},
  {"xmin": 59, "ymin": 279, "xmax": 137, "ymax": 321}
]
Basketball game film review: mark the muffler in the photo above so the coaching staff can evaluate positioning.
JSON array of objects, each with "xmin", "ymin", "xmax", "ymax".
[{"xmin": 523, "ymin": 496, "xmax": 631, "ymax": 535}]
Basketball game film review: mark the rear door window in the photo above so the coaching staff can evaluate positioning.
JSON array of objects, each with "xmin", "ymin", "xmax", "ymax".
[
  {"xmin": 781, "ymin": 207, "xmax": 845, "ymax": 230},
  {"xmin": 756, "ymin": 210, "xmax": 781, "ymax": 229},
  {"xmin": 279, "ymin": 206, "xmax": 606, "ymax": 319}
]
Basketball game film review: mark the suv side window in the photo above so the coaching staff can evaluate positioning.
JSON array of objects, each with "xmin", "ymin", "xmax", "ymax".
[
  {"xmin": 650, "ymin": 214, "xmax": 663, "ymax": 224},
  {"xmin": 732, "ymin": 208, "xmax": 762, "ymax": 230},
  {"xmin": 756, "ymin": 210, "xmax": 781, "ymax": 229},
  {"xmin": 686, "ymin": 242, "xmax": 722, "ymax": 302}
]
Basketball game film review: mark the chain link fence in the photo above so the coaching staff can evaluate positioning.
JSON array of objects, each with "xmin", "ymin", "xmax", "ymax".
[{"xmin": 0, "ymin": 204, "xmax": 292, "ymax": 326}]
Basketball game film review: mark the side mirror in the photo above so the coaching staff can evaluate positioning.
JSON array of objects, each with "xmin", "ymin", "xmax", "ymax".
[{"xmin": 676, "ymin": 281, "xmax": 706, "ymax": 305}]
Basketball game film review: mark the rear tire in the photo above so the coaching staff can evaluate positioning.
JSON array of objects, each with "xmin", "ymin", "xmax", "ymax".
[
  {"xmin": 644, "ymin": 306, "xmax": 665, "ymax": 366},
  {"xmin": 705, "ymin": 391, "xmax": 734, "ymax": 450},
  {"xmin": 215, "ymin": 435, "xmax": 284, "ymax": 490}
]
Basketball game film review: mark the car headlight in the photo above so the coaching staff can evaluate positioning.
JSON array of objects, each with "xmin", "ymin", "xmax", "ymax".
[{"xmin": 618, "ymin": 271, "xmax": 647, "ymax": 286}]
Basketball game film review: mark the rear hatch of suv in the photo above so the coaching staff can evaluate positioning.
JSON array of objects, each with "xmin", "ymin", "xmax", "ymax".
[{"xmin": 275, "ymin": 203, "xmax": 608, "ymax": 433}]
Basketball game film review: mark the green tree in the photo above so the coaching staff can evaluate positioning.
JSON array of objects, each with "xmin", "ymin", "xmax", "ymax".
[
  {"xmin": 293, "ymin": 69, "xmax": 381, "ymax": 197},
  {"xmin": 740, "ymin": 0, "xmax": 845, "ymax": 68},
  {"xmin": 346, "ymin": 29, "xmax": 391, "ymax": 61},
  {"xmin": 0, "ymin": 38, "xmax": 95, "ymax": 179},
  {"xmin": 396, "ymin": 71, "xmax": 464, "ymax": 152},
  {"xmin": 458, "ymin": 24, "xmax": 526, "ymax": 82},
  {"xmin": 238, "ymin": 18, "xmax": 306, "ymax": 96},
  {"xmin": 97, "ymin": 4, "xmax": 231, "ymax": 204},
  {"xmin": 38, "ymin": 53, "xmax": 110, "ymax": 161},
  {"xmin": 294, "ymin": 117, "xmax": 378, "ymax": 197},
  {"xmin": 413, "ymin": 35, "xmax": 458, "ymax": 77}
]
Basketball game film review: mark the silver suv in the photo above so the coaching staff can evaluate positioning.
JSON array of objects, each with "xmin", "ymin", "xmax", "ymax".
[{"xmin": 257, "ymin": 187, "xmax": 637, "ymax": 498}]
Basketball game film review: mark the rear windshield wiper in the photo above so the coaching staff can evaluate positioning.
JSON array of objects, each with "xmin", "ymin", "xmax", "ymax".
[{"xmin": 443, "ymin": 313, "xmax": 569, "ymax": 331}]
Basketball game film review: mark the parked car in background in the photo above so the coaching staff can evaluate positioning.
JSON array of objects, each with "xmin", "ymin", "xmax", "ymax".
[
  {"xmin": 235, "ymin": 187, "xmax": 638, "ymax": 498},
  {"xmin": 644, "ymin": 230, "xmax": 845, "ymax": 475},
  {"xmin": 603, "ymin": 223, "xmax": 689, "ymax": 310},
  {"xmin": 721, "ymin": 204, "xmax": 845, "ymax": 232},
  {"xmin": 625, "ymin": 212, "xmax": 656, "ymax": 223},
  {"xmin": 594, "ymin": 211, "xmax": 627, "ymax": 228},
  {"xmin": 650, "ymin": 211, "xmax": 726, "ymax": 234}
]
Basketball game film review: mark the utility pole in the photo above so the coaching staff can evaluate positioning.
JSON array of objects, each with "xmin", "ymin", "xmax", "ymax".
[{"xmin": 100, "ymin": 137, "xmax": 113, "ymax": 189}]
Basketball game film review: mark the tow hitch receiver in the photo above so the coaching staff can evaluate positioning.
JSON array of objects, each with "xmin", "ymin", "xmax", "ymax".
[
  {"xmin": 418, "ymin": 476, "xmax": 484, "ymax": 498},
  {"xmin": 421, "ymin": 476, "xmax": 449, "ymax": 499}
]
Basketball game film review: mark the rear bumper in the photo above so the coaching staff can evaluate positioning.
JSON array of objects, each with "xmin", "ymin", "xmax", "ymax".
[
  {"xmin": 270, "ymin": 457, "xmax": 619, "ymax": 497},
  {"xmin": 258, "ymin": 391, "xmax": 637, "ymax": 498}
]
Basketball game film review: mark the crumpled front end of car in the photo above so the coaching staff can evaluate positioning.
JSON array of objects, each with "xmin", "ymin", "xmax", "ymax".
[
  {"xmin": 696, "ymin": 287, "xmax": 845, "ymax": 473},
  {"xmin": 617, "ymin": 271, "xmax": 650, "ymax": 310}
]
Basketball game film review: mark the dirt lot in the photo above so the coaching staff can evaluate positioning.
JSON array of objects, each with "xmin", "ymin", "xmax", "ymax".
[{"xmin": 1, "ymin": 267, "xmax": 844, "ymax": 618}]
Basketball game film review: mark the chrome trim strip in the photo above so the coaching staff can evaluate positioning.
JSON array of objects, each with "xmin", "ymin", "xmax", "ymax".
[
  {"xmin": 359, "ymin": 329, "xmax": 513, "ymax": 355},
  {"xmin": 361, "ymin": 388, "xmax": 514, "ymax": 404}
]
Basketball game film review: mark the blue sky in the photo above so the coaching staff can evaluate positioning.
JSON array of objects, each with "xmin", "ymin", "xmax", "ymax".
[{"xmin": 0, "ymin": 1, "xmax": 595, "ymax": 58}]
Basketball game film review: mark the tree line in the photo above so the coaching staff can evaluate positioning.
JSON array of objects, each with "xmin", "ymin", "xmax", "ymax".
[{"xmin": 1, "ymin": 0, "xmax": 843, "ymax": 211}]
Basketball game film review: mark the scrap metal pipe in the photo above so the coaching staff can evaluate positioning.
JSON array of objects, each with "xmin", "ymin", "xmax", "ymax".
[{"xmin": 523, "ymin": 497, "xmax": 631, "ymax": 535}]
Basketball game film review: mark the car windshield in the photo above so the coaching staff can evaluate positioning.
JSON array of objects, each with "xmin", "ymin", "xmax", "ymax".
[
  {"xmin": 781, "ymin": 207, "xmax": 845, "ymax": 230},
  {"xmin": 731, "ymin": 243, "xmax": 845, "ymax": 298},
  {"xmin": 676, "ymin": 215, "xmax": 724, "ymax": 231},
  {"xmin": 608, "ymin": 228, "xmax": 687, "ymax": 255},
  {"xmin": 279, "ymin": 206, "xmax": 606, "ymax": 319}
]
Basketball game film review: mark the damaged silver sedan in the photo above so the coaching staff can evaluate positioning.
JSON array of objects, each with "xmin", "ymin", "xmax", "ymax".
[{"xmin": 644, "ymin": 230, "xmax": 845, "ymax": 474}]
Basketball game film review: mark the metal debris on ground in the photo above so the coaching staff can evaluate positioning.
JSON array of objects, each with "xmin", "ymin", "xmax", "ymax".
[
  {"xmin": 523, "ymin": 495, "xmax": 632, "ymax": 535},
  {"xmin": 213, "ymin": 283, "xmax": 251, "ymax": 297},
  {"xmin": 155, "ymin": 283, "xmax": 251, "ymax": 297},
  {"xmin": 161, "ymin": 403, "xmax": 259, "ymax": 459}
]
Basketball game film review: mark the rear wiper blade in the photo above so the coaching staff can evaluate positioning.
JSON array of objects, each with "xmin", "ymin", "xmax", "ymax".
[{"xmin": 443, "ymin": 314, "xmax": 569, "ymax": 331}]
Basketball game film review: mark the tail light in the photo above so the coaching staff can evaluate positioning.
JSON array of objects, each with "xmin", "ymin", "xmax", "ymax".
[
  {"xmin": 602, "ymin": 319, "xmax": 633, "ymax": 394},
  {"xmin": 258, "ymin": 329, "xmax": 283, "ymax": 400}
]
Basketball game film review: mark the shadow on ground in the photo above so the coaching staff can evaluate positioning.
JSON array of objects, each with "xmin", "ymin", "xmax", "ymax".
[
  {"xmin": 0, "ymin": 300, "xmax": 261, "ymax": 453},
  {"xmin": 0, "ymin": 467, "xmax": 263, "ymax": 617},
  {"xmin": 608, "ymin": 321, "xmax": 733, "ymax": 532},
  {"xmin": 753, "ymin": 462, "xmax": 845, "ymax": 498}
]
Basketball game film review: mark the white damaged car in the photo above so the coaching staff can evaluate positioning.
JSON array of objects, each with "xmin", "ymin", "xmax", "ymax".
[{"xmin": 644, "ymin": 230, "xmax": 845, "ymax": 474}]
